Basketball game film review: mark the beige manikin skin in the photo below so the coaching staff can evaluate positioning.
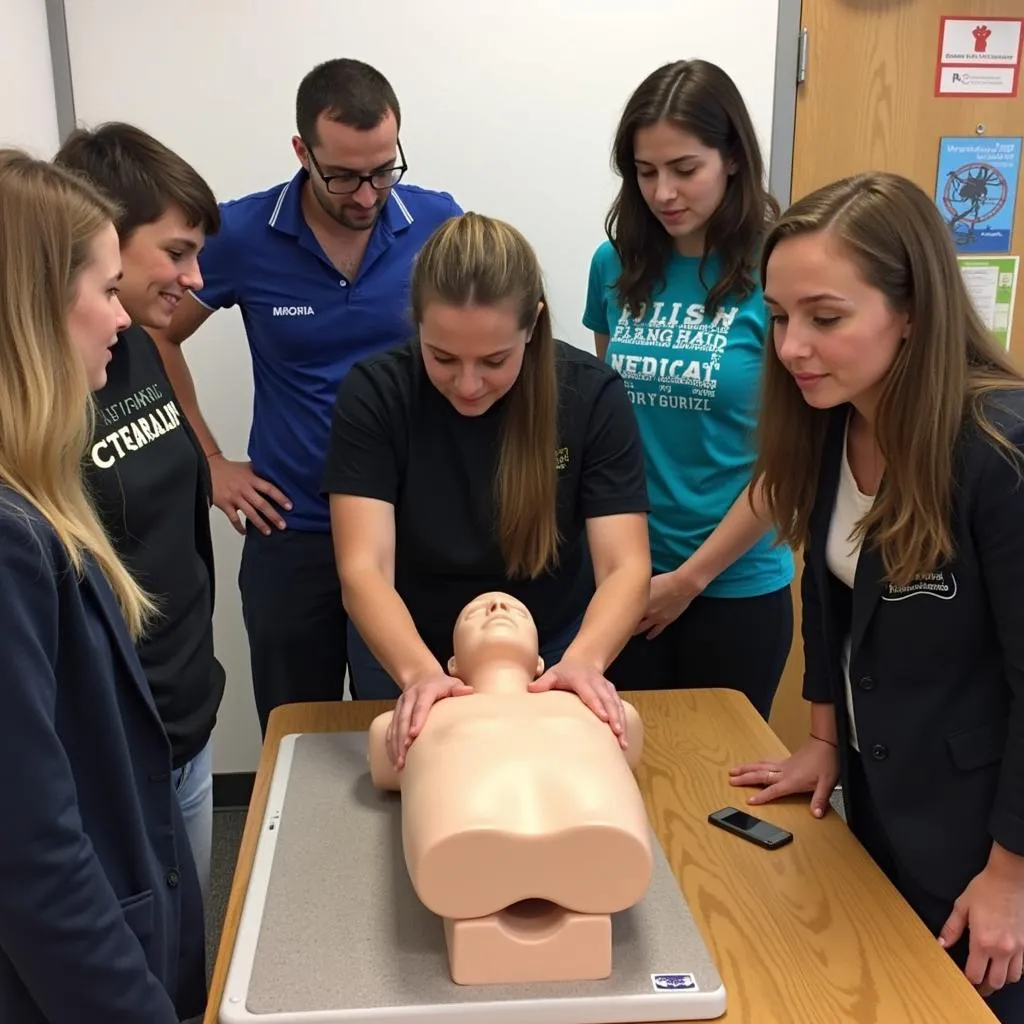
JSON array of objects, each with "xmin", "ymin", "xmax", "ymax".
[{"xmin": 367, "ymin": 592, "xmax": 653, "ymax": 924}]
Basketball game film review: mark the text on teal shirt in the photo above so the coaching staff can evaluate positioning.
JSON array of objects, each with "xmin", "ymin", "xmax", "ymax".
[{"xmin": 583, "ymin": 240, "xmax": 793, "ymax": 598}]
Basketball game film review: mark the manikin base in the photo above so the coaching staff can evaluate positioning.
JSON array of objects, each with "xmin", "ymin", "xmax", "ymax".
[
  {"xmin": 444, "ymin": 902, "xmax": 612, "ymax": 985},
  {"xmin": 220, "ymin": 732, "xmax": 727, "ymax": 1023}
]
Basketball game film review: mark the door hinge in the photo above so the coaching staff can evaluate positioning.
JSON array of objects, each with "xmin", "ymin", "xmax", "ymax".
[{"xmin": 797, "ymin": 27, "xmax": 809, "ymax": 84}]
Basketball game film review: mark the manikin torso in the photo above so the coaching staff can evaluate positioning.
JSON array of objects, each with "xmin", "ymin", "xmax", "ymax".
[{"xmin": 368, "ymin": 593, "xmax": 652, "ymax": 921}]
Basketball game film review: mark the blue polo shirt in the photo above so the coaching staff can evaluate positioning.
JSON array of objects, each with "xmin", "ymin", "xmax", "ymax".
[{"xmin": 192, "ymin": 169, "xmax": 462, "ymax": 531}]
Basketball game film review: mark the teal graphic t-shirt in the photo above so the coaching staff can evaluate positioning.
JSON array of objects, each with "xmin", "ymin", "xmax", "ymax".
[{"xmin": 583, "ymin": 241, "xmax": 793, "ymax": 598}]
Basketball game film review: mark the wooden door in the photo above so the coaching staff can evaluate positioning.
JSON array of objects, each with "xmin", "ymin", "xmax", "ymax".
[{"xmin": 769, "ymin": 0, "xmax": 1024, "ymax": 752}]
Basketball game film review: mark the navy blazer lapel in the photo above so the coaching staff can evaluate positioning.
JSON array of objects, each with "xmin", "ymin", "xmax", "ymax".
[
  {"xmin": 80, "ymin": 555, "xmax": 164, "ymax": 728},
  {"xmin": 805, "ymin": 409, "xmax": 846, "ymax": 686},
  {"xmin": 850, "ymin": 536, "xmax": 885, "ymax": 664}
]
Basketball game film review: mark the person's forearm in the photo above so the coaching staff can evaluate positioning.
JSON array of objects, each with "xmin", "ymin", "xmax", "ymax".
[
  {"xmin": 675, "ymin": 479, "xmax": 772, "ymax": 589},
  {"xmin": 150, "ymin": 335, "xmax": 222, "ymax": 458},
  {"xmin": 341, "ymin": 568, "xmax": 444, "ymax": 690},
  {"xmin": 677, "ymin": 479, "xmax": 771, "ymax": 587},
  {"xmin": 810, "ymin": 702, "xmax": 838, "ymax": 745},
  {"xmin": 562, "ymin": 562, "xmax": 649, "ymax": 672}
]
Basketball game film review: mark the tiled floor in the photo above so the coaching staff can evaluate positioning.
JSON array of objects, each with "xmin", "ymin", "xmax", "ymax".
[{"xmin": 207, "ymin": 808, "xmax": 246, "ymax": 981}]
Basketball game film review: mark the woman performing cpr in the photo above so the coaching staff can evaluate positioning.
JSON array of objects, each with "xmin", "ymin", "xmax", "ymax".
[{"xmin": 322, "ymin": 212, "xmax": 651, "ymax": 766}]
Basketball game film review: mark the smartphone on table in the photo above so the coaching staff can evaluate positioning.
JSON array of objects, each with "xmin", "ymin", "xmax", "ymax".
[{"xmin": 708, "ymin": 806, "xmax": 793, "ymax": 850}]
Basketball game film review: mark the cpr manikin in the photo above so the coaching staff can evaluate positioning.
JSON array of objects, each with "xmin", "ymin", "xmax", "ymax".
[{"xmin": 368, "ymin": 592, "xmax": 653, "ymax": 985}]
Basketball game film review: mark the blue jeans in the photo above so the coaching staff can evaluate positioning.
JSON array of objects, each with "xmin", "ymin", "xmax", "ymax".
[
  {"xmin": 172, "ymin": 739, "xmax": 213, "ymax": 899},
  {"xmin": 346, "ymin": 614, "xmax": 585, "ymax": 699}
]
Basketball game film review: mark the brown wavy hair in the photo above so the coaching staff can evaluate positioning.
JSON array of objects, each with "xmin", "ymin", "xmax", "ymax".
[
  {"xmin": 754, "ymin": 171, "xmax": 1024, "ymax": 585},
  {"xmin": 606, "ymin": 59, "xmax": 778, "ymax": 316},
  {"xmin": 411, "ymin": 212, "xmax": 560, "ymax": 578}
]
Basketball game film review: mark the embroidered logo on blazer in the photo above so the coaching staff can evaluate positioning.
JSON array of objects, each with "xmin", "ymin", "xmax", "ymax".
[{"xmin": 881, "ymin": 571, "xmax": 958, "ymax": 601}]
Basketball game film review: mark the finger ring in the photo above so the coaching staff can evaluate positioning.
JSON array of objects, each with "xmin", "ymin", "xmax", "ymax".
[{"xmin": 767, "ymin": 768, "xmax": 781, "ymax": 777}]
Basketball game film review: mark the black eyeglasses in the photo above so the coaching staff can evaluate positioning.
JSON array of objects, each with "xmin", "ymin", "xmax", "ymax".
[{"xmin": 304, "ymin": 139, "xmax": 408, "ymax": 195}]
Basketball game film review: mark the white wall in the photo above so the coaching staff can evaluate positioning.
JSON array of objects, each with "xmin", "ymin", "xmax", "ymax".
[
  {"xmin": 1, "ymin": 0, "xmax": 59, "ymax": 155},
  {"xmin": 63, "ymin": 0, "xmax": 781, "ymax": 774}
]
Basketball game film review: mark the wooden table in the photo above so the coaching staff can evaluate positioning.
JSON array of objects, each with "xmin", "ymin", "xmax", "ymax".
[{"xmin": 203, "ymin": 688, "xmax": 997, "ymax": 1023}]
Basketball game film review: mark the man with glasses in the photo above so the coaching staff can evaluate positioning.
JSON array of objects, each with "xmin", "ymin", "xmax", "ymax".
[{"xmin": 151, "ymin": 58, "xmax": 462, "ymax": 734}]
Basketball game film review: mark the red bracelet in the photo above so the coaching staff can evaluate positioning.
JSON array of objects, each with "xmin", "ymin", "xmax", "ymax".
[{"xmin": 810, "ymin": 732, "xmax": 838, "ymax": 748}]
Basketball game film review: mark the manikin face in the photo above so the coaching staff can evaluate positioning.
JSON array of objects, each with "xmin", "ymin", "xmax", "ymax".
[
  {"xmin": 66, "ymin": 222, "xmax": 132, "ymax": 391},
  {"xmin": 449, "ymin": 592, "xmax": 543, "ymax": 679},
  {"xmin": 118, "ymin": 206, "xmax": 205, "ymax": 329},
  {"xmin": 294, "ymin": 110, "xmax": 400, "ymax": 232},
  {"xmin": 419, "ymin": 299, "xmax": 537, "ymax": 417},
  {"xmin": 634, "ymin": 119, "xmax": 734, "ymax": 253},
  {"xmin": 763, "ymin": 230, "xmax": 909, "ymax": 415}
]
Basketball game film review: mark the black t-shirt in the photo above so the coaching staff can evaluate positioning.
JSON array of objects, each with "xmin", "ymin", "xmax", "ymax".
[
  {"xmin": 321, "ymin": 338, "xmax": 649, "ymax": 665},
  {"xmin": 85, "ymin": 326, "xmax": 224, "ymax": 769}
]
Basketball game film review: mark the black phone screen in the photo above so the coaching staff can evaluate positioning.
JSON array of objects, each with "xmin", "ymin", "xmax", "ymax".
[
  {"xmin": 709, "ymin": 806, "xmax": 793, "ymax": 848},
  {"xmin": 720, "ymin": 809, "xmax": 762, "ymax": 831}
]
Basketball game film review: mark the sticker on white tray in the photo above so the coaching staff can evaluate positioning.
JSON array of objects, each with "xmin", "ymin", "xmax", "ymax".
[{"xmin": 651, "ymin": 972, "xmax": 699, "ymax": 992}]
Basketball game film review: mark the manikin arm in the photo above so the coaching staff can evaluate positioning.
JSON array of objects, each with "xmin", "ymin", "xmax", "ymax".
[{"xmin": 367, "ymin": 712, "xmax": 400, "ymax": 790}]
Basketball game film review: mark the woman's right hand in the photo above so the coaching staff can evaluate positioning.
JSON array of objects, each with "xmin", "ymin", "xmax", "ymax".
[
  {"xmin": 386, "ymin": 672, "xmax": 474, "ymax": 769},
  {"xmin": 728, "ymin": 736, "xmax": 840, "ymax": 818}
]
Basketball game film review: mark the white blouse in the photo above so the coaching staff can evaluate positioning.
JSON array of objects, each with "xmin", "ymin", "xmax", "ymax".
[{"xmin": 825, "ymin": 420, "xmax": 876, "ymax": 752}]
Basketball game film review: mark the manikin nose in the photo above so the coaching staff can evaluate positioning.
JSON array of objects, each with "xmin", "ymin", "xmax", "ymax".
[{"xmin": 486, "ymin": 598, "xmax": 510, "ymax": 615}]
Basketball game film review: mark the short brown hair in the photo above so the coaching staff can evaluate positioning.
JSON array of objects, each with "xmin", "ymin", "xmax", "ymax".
[
  {"xmin": 296, "ymin": 59, "xmax": 400, "ymax": 143},
  {"xmin": 54, "ymin": 122, "xmax": 219, "ymax": 241}
]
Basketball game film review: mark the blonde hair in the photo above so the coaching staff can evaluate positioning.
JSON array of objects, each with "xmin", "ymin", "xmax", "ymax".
[
  {"xmin": 754, "ymin": 171, "xmax": 1024, "ymax": 586},
  {"xmin": 0, "ymin": 149, "xmax": 154, "ymax": 636},
  {"xmin": 411, "ymin": 212, "xmax": 560, "ymax": 578}
]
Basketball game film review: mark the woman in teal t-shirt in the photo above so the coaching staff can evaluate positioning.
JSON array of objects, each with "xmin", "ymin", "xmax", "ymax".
[{"xmin": 583, "ymin": 59, "xmax": 794, "ymax": 718}]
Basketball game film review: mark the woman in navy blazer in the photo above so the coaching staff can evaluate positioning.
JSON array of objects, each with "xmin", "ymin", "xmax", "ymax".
[
  {"xmin": 729, "ymin": 171, "xmax": 1024, "ymax": 1021},
  {"xmin": 0, "ymin": 152, "xmax": 206, "ymax": 1021}
]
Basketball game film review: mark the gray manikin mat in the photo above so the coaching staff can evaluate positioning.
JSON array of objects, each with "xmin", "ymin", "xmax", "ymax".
[{"xmin": 221, "ymin": 732, "xmax": 726, "ymax": 1024}]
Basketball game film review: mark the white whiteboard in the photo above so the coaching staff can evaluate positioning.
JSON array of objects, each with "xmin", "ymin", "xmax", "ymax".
[
  {"xmin": 63, "ymin": 0, "xmax": 782, "ymax": 773},
  {"xmin": 1, "ymin": 0, "xmax": 59, "ymax": 155}
]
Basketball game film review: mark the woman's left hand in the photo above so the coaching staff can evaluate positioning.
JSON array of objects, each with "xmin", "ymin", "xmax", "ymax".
[
  {"xmin": 528, "ymin": 658, "xmax": 627, "ymax": 747},
  {"xmin": 939, "ymin": 850, "xmax": 1024, "ymax": 996},
  {"xmin": 635, "ymin": 569, "xmax": 704, "ymax": 639}
]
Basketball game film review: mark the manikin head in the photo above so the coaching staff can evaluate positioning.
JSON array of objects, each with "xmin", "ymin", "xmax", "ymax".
[{"xmin": 448, "ymin": 592, "xmax": 543, "ymax": 689}]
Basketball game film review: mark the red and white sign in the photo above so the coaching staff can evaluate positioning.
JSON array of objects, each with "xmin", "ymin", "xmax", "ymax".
[{"xmin": 935, "ymin": 16, "xmax": 1023, "ymax": 97}]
